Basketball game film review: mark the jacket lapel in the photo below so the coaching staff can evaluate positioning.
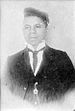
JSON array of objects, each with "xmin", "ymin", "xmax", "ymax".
[
  {"xmin": 23, "ymin": 48, "xmax": 34, "ymax": 76},
  {"xmin": 36, "ymin": 45, "xmax": 54, "ymax": 75}
]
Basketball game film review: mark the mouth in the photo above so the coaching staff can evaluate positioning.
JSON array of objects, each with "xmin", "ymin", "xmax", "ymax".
[
  {"xmin": 30, "ymin": 34, "xmax": 36, "ymax": 37},
  {"xmin": 30, "ymin": 38, "xmax": 37, "ymax": 42},
  {"xmin": 31, "ymin": 37, "xmax": 36, "ymax": 39}
]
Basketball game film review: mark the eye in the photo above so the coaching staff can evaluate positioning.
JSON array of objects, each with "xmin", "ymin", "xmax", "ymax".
[
  {"xmin": 24, "ymin": 25, "xmax": 30, "ymax": 30},
  {"xmin": 35, "ymin": 24, "xmax": 42, "ymax": 28}
]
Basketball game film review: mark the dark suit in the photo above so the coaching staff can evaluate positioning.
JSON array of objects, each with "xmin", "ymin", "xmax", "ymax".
[{"xmin": 5, "ymin": 45, "xmax": 75, "ymax": 103}]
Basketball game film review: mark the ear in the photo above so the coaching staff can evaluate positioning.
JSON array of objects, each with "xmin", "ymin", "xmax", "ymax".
[
  {"xmin": 44, "ymin": 27, "xmax": 48, "ymax": 34},
  {"xmin": 22, "ymin": 26, "xmax": 24, "ymax": 33},
  {"xmin": 46, "ymin": 26, "xmax": 48, "ymax": 31}
]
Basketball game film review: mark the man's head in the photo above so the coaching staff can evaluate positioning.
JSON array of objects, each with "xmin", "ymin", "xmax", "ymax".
[{"xmin": 23, "ymin": 7, "xmax": 49, "ymax": 48}]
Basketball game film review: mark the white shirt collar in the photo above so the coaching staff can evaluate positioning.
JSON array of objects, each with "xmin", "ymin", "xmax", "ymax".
[{"xmin": 25, "ymin": 40, "xmax": 45, "ymax": 51}]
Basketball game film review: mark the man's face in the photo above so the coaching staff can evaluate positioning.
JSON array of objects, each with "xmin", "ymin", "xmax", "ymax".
[{"xmin": 23, "ymin": 16, "xmax": 47, "ymax": 47}]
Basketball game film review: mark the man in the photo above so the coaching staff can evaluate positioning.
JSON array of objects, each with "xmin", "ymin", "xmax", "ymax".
[{"xmin": 5, "ymin": 7, "xmax": 75, "ymax": 105}]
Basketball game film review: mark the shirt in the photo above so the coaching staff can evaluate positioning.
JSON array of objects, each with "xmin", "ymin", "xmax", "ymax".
[{"xmin": 26, "ymin": 41, "xmax": 45, "ymax": 76}]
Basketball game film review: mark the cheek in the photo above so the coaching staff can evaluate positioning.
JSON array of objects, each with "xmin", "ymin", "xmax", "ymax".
[
  {"xmin": 38, "ymin": 30, "xmax": 46, "ymax": 37},
  {"xmin": 23, "ymin": 33, "xmax": 29, "ymax": 42},
  {"xmin": 37, "ymin": 30, "xmax": 43, "ymax": 35},
  {"xmin": 24, "ymin": 31, "xmax": 29, "ymax": 37}
]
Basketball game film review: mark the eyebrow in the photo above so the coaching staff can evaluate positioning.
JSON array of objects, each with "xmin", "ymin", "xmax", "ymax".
[
  {"xmin": 24, "ymin": 23, "xmax": 44, "ymax": 26},
  {"xmin": 24, "ymin": 24, "xmax": 30, "ymax": 26}
]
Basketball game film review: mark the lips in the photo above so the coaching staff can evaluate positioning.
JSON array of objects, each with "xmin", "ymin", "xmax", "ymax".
[
  {"xmin": 30, "ymin": 35, "xmax": 36, "ymax": 37},
  {"xmin": 30, "ymin": 36, "xmax": 37, "ymax": 39},
  {"xmin": 30, "ymin": 38, "xmax": 37, "ymax": 41}
]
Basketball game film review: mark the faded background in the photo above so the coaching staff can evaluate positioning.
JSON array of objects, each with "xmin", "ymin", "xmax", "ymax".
[{"xmin": 1, "ymin": 1, "xmax": 75, "ymax": 111}]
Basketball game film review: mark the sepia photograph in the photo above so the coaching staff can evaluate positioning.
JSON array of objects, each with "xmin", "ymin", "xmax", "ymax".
[{"xmin": 1, "ymin": 1, "xmax": 75, "ymax": 111}]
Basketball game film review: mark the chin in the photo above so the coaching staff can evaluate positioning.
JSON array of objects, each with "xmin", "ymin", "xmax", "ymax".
[
  {"xmin": 30, "ymin": 42, "xmax": 38, "ymax": 46},
  {"xmin": 32, "ymin": 43, "xmax": 38, "ymax": 47}
]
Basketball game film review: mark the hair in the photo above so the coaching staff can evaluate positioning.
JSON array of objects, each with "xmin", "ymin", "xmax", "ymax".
[{"xmin": 24, "ymin": 7, "xmax": 49, "ymax": 27}]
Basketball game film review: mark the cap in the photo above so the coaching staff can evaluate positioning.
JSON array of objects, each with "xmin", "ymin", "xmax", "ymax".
[{"xmin": 24, "ymin": 7, "xmax": 49, "ymax": 27}]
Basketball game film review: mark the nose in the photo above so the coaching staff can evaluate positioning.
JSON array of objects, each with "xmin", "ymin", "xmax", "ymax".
[{"xmin": 30, "ymin": 26, "xmax": 36, "ymax": 34}]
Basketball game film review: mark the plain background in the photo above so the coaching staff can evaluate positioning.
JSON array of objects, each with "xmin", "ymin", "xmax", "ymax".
[{"xmin": 1, "ymin": 1, "xmax": 75, "ymax": 111}]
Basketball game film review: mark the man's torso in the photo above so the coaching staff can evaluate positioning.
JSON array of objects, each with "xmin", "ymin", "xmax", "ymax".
[{"xmin": 5, "ymin": 45, "xmax": 75, "ymax": 104}]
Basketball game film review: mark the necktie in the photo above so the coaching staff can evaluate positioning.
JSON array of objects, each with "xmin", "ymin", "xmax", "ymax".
[
  {"xmin": 28, "ymin": 47, "xmax": 45, "ymax": 72},
  {"xmin": 33, "ymin": 51, "xmax": 38, "ymax": 72}
]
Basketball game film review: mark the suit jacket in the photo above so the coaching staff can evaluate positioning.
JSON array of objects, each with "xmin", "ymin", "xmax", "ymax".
[{"xmin": 5, "ymin": 45, "xmax": 75, "ymax": 103}]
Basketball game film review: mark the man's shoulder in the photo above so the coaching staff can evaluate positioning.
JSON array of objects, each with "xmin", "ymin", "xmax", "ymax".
[
  {"xmin": 46, "ymin": 45, "xmax": 73, "ymax": 65},
  {"xmin": 46, "ymin": 45, "xmax": 67, "ymax": 57},
  {"xmin": 47, "ymin": 45, "xmax": 74, "ymax": 69},
  {"xmin": 7, "ymin": 49, "xmax": 25, "ymax": 65},
  {"xmin": 9, "ymin": 49, "xmax": 25, "ymax": 57}
]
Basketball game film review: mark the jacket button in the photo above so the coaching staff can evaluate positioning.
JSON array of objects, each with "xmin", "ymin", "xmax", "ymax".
[
  {"xmin": 33, "ymin": 82, "xmax": 38, "ymax": 95},
  {"xmin": 24, "ymin": 87, "xmax": 26, "ymax": 90},
  {"xmin": 34, "ymin": 82, "xmax": 38, "ymax": 87},
  {"xmin": 33, "ymin": 88, "xmax": 38, "ymax": 95},
  {"xmin": 44, "ymin": 75, "xmax": 47, "ymax": 79}
]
